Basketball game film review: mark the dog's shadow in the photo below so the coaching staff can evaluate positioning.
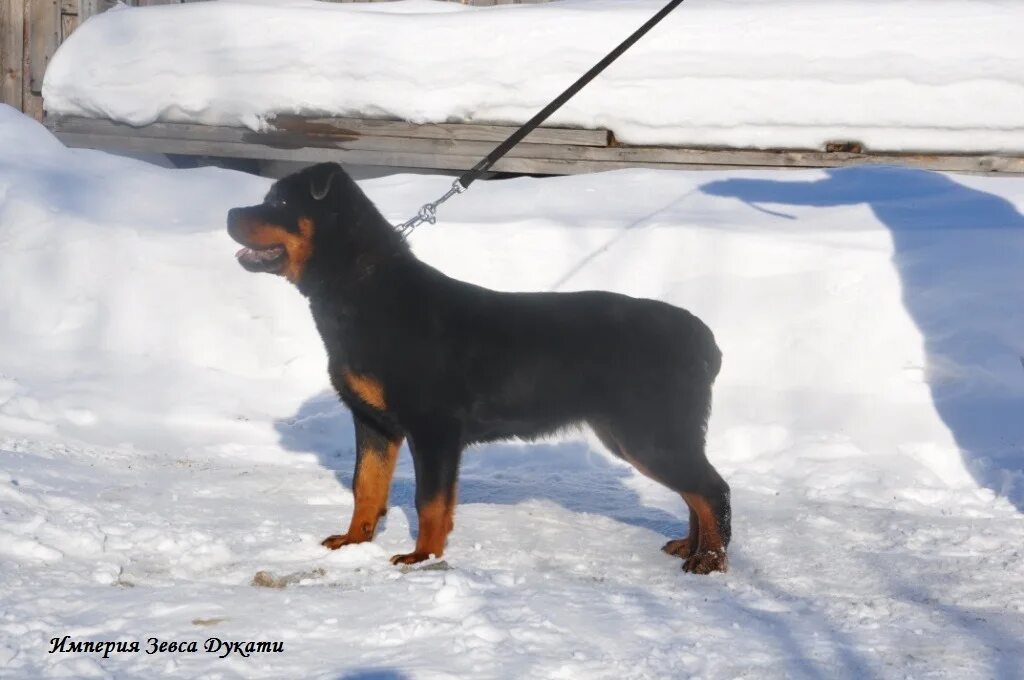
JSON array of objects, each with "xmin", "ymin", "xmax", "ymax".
[{"xmin": 275, "ymin": 391, "xmax": 684, "ymax": 538}]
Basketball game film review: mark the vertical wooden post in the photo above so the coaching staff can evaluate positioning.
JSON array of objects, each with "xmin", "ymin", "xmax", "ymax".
[
  {"xmin": 78, "ymin": 0, "xmax": 100, "ymax": 20},
  {"xmin": 1, "ymin": 0, "xmax": 25, "ymax": 109},
  {"xmin": 22, "ymin": 0, "xmax": 40, "ymax": 118},
  {"xmin": 22, "ymin": 0, "xmax": 59, "ymax": 119},
  {"xmin": 28, "ymin": 0, "xmax": 59, "ymax": 94}
]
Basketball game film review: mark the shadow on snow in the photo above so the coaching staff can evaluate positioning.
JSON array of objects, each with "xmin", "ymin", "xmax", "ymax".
[
  {"xmin": 701, "ymin": 166, "xmax": 1024, "ymax": 510},
  {"xmin": 275, "ymin": 391, "xmax": 685, "ymax": 540}
]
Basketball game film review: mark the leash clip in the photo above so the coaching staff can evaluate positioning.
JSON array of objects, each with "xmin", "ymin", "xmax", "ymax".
[
  {"xmin": 397, "ymin": 179, "xmax": 467, "ymax": 237},
  {"xmin": 418, "ymin": 203, "xmax": 437, "ymax": 226}
]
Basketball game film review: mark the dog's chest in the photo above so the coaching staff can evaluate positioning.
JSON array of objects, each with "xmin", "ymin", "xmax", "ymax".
[{"xmin": 310, "ymin": 306, "xmax": 389, "ymax": 412}]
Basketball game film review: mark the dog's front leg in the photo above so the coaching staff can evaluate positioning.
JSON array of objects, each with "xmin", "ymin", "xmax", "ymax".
[
  {"xmin": 390, "ymin": 428, "xmax": 462, "ymax": 565},
  {"xmin": 322, "ymin": 414, "xmax": 402, "ymax": 550}
]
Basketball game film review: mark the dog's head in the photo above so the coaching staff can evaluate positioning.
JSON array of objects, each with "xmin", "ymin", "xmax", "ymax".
[{"xmin": 227, "ymin": 162, "xmax": 347, "ymax": 285}]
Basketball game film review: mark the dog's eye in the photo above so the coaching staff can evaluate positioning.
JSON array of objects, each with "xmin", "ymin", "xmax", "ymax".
[{"xmin": 269, "ymin": 197, "xmax": 287, "ymax": 208}]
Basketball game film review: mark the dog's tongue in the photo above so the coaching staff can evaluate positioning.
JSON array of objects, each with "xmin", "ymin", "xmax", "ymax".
[{"xmin": 236, "ymin": 246, "xmax": 284, "ymax": 264}]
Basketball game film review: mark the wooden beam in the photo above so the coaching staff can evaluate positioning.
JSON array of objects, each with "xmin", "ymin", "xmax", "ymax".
[
  {"xmin": 0, "ymin": 0, "xmax": 24, "ymax": 109},
  {"xmin": 46, "ymin": 116, "xmax": 745, "ymax": 165},
  {"xmin": 49, "ymin": 114, "xmax": 611, "ymax": 148},
  {"xmin": 279, "ymin": 132, "xmax": 1024, "ymax": 173},
  {"xmin": 45, "ymin": 116, "xmax": 1024, "ymax": 175},
  {"xmin": 50, "ymin": 130, "xmax": 709, "ymax": 175},
  {"xmin": 270, "ymin": 115, "xmax": 610, "ymax": 147}
]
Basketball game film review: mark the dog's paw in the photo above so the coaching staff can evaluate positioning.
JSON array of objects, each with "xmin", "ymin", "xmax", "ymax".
[
  {"xmin": 390, "ymin": 551, "xmax": 432, "ymax": 566},
  {"xmin": 662, "ymin": 538, "xmax": 696, "ymax": 560},
  {"xmin": 682, "ymin": 549, "xmax": 728, "ymax": 575},
  {"xmin": 321, "ymin": 534, "xmax": 364, "ymax": 550}
]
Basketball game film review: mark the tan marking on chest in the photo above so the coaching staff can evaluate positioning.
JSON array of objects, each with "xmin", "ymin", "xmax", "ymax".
[{"xmin": 343, "ymin": 370, "xmax": 387, "ymax": 410}]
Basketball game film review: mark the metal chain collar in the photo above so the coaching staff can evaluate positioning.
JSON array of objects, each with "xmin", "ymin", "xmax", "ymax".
[{"xmin": 396, "ymin": 179, "xmax": 467, "ymax": 237}]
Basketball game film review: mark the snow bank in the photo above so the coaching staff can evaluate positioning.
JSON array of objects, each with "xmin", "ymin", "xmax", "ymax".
[
  {"xmin": 2, "ymin": 104, "xmax": 1023, "ymax": 677},
  {"xmin": 0, "ymin": 107, "xmax": 320, "ymax": 455},
  {"xmin": 43, "ymin": 0, "xmax": 1024, "ymax": 152}
]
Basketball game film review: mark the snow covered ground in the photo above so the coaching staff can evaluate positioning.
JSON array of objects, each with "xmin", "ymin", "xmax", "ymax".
[
  {"xmin": 1, "ymin": 102, "xmax": 1023, "ymax": 678},
  {"xmin": 42, "ymin": 0, "xmax": 1024, "ymax": 152}
]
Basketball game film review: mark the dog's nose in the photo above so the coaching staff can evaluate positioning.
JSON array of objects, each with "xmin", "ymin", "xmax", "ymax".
[{"xmin": 226, "ymin": 207, "xmax": 242, "ymax": 228}]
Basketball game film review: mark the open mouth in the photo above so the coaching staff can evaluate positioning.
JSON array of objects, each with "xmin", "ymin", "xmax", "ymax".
[{"xmin": 235, "ymin": 245, "xmax": 286, "ymax": 273}]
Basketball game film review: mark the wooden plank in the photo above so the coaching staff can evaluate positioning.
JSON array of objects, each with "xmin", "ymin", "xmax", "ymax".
[
  {"xmin": 59, "ymin": 0, "xmax": 75, "ymax": 13},
  {"xmin": 28, "ymin": 0, "xmax": 59, "ymax": 94},
  {"xmin": 44, "ymin": 117, "xmax": 1024, "ymax": 175},
  {"xmin": 51, "ymin": 130, "xmax": 707, "ymax": 175},
  {"xmin": 48, "ymin": 114, "xmax": 610, "ymax": 150},
  {"xmin": 49, "ymin": 115, "xmax": 610, "ymax": 148},
  {"xmin": 288, "ymin": 133, "xmax": 1024, "ymax": 173},
  {"xmin": 61, "ymin": 12, "xmax": 78, "ymax": 41},
  {"xmin": 22, "ymin": 0, "xmax": 43, "ymax": 119},
  {"xmin": 49, "ymin": 116, "xmax": 1024, "ymax": 174},
  {"xmin": 47, "ymin": 116, "xmax": 741, "ymax": 164},
  {"xmin": 271, "ymin": 115, "xmax": 610, "ymax": 147},
  {"xmin": 49, "ymin": 124, "xmax": 1024, "ymax": 176},
  {"xmin": 0, "ymin": 0, "xmax": 24, "ymax": 109}
]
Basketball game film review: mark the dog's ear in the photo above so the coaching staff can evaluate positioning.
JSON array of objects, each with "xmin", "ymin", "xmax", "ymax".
[{"xmin": 310, "ymin": 163, "xmax": 340, "ymax": 201}]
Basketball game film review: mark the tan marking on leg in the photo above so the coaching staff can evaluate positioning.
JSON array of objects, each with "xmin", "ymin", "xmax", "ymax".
[
  {"xmin": 663, "ymin": 506, "xmax": 700, "ymax": 559},
  {"xmin": 390, "ymin": 488, "xmax": 457, "ymax": 565},
  {"xmin": 681, "ymin": 492, "xmax": 728, "ymax": 574},
  {"xmin": 343, "ymin": 370, "xmax": 386, "ymax": 410},
  {"xmin": 322, "ymin": 438, "xmax": 401, "ymax": 550}
]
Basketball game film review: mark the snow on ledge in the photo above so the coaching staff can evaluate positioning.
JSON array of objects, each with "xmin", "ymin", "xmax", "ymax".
[{"xmin": 42, "ymin": 0, "xmax": 1024, "ymax": 153}]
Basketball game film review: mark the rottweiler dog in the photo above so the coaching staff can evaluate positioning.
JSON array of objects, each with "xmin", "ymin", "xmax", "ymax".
[{"xmin": 227, "ymin": 162, "xmax": 731, "ymax": 574}]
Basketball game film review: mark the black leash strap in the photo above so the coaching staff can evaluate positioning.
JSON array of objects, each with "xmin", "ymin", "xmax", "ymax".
[{"xmin": 397, "ymin": 0, "xmax": 686, "ymax": 235}]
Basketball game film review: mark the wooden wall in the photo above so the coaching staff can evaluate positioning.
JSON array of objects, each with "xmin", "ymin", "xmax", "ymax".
[
  {"xmin": 0, "ymin": 0, "xmax": 548, "ymax": 119},
  {"xmin": 1, "ymin": 0, "xmax": 118, "ymax": 118}
]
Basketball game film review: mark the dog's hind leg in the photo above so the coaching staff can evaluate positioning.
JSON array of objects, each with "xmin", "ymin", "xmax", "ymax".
[
  {"xmin": 595, "ymin": 416, "xmax": 730, "ymax": 575},
  {"xmin": 645, "ymin": 432, "xmax": 730, "ymax": 574},
  {"xmin": 677, "ymin": 465, "xmax": 731, "ymax": 574},
  {"xmin": 322, "ymin": 413, "xmax": 402, "ymax": 550},
  {"xmin": 650, "ymin": 455, "xmax": 730, "ymax": 574},
  {"xmin": 390, "ymin": 425, "xmax": 463, "ymax": 566}
]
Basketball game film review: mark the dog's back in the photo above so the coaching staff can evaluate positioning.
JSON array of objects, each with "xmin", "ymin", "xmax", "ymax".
[{"xmin": 414, "ymin": 277, "xmax": 722, "ymax": 444}]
